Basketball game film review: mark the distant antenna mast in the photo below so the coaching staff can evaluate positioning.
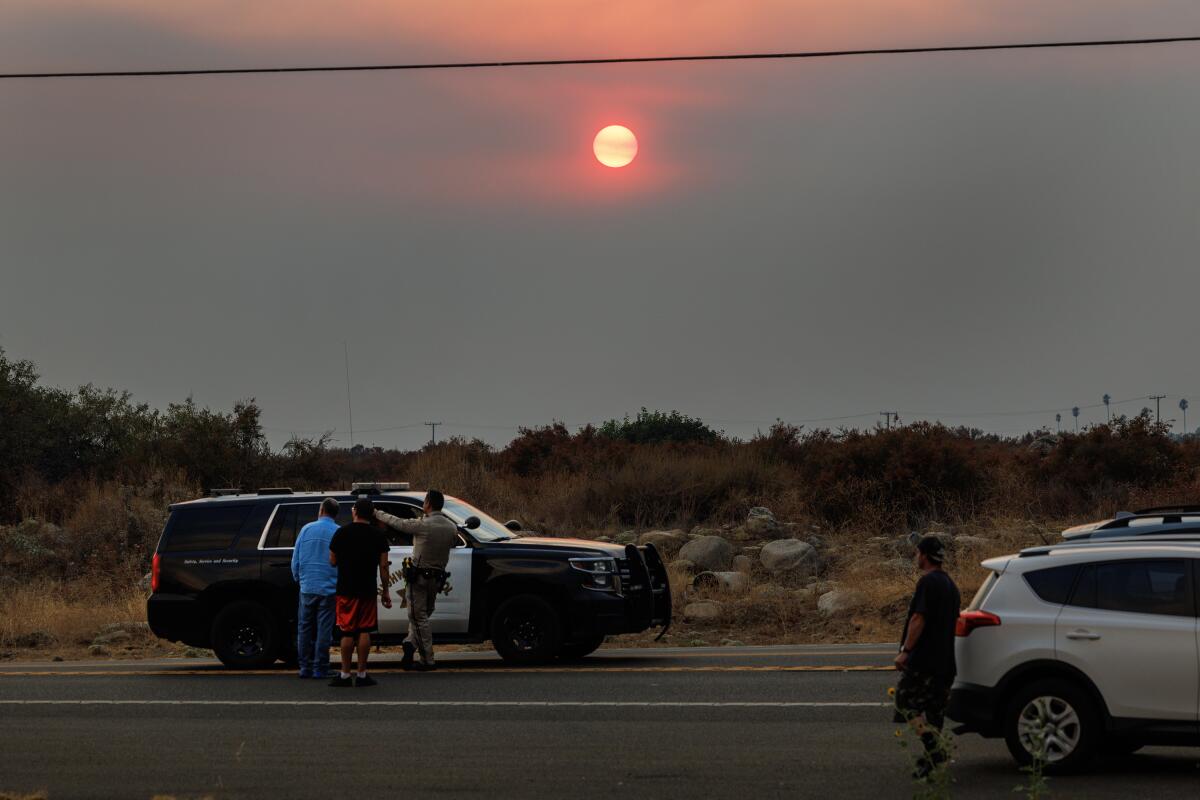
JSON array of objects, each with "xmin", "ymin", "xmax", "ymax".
[
  {"xmin": 1180, "ymin": 398, "xmax": 1189, "ymax": 433},
  {"xmin": 1102, "ymin": 393, "xmax": 1111, "ymax": 422},
  {"xmin": 1072, "ymin": 406, "xmax": 1080, "ymax": 432},
  {"xmin": 344, "ymin": 342, "xmax": 355, "ymax": 449}
]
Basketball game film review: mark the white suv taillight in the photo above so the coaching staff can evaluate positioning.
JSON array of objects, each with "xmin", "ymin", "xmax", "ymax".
[{"xmin": 956, "ymin": 610, "xmax": 1000, "ymax": 637}]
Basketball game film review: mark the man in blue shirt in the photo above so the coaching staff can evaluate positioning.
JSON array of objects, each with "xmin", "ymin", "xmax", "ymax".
[{"xmin": 291, "ymin": 498, "xmax": 340, "ymax": 678}]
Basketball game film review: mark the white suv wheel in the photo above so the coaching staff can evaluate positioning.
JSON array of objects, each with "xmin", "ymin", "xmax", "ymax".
[
  {"xmin": 1017, "ymin": 695, "xmax": 1082, "ymax": 762},
  {"xmin": 1004, "ymin": 678, "xmax": 1099, "ymax": 771}
]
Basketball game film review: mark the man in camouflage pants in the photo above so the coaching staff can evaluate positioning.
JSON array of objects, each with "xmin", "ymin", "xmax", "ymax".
[{"xmin": 894, "ymin": 535, "xmax": 962, "ymax": 779}]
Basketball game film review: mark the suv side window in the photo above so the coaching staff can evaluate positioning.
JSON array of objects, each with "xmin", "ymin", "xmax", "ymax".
[
  {"xmin": 1024, "ymin": 565, "xmax": 1079, "ymax": 604},
  {"xmin": 263, "ymin": 503, "xmax": 324, "ymax": 549},
  {"xmin": 163, "ymin": 505, "xmax": 253, "ymax": 552},
  {"xmin": 1070, "ymin": 560, "xmax": 1194, "ymax": 617},
  {"xmin": 374, "ymin": 503, "xmax": 421, "ymax": 546}
]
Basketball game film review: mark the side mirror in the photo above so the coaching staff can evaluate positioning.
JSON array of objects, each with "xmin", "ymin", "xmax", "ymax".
[
  {"xmin": 463, "ymin": 516, "xmax": 481, "ymax": 530},
  {"xmin": 505, "ymin": 519, "xmax": 522, "ymax": 532}
]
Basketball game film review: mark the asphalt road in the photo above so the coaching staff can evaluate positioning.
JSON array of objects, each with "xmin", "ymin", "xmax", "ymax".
[{"xmin": 1, "ymin": 644, "xmax": 1196, "ymax": 799}]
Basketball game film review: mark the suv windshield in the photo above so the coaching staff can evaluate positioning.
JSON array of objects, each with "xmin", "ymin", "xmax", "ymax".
[{"xmin": 443, "ymin": 497, "xmax": 516, "ymax": 542}]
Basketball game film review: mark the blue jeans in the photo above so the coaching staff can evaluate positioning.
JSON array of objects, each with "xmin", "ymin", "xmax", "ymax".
[{"xmin": 297, "ymin": 592, "xmax": 335, "ymax": 676}]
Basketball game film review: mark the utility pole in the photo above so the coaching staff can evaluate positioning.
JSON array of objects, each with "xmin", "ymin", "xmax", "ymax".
[
  {"xmin": 1102, "ymin": 393, "xmax": 1111, "ymax": 422},
  {"xmin": 344, "ymin": 342, "xmax": 354, "ymax": 450},
  {"xmin": 424, "ymin": 421, "xmax": 442, "ymax": 446},
  {"xmin": 879, "ymin": 411, "xmax": 899, "ymax": 430},
  {"xmin": 1072, "ymin": 406, "xmax": 1080, "ymax": 433},
  {"xmin": 1149, "ymin": 394, "xmax": 1166, "ymax": 424}
]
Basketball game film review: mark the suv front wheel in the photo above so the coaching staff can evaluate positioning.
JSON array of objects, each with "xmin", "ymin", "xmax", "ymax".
[
  {"xmin": 211, "ymin": 601, "xmax": 282, "ymax": 669},
  {"xmin": 490, "ymin": 594, "xmax": 562, "ymax": 664},
  {"xmin": 1003, "ymin": 678, "xmax": 1101, "ymax": 772}
]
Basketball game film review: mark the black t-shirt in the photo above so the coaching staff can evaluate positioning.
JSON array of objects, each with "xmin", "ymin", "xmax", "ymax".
[
  {"xmin": 900, "ymin": 569, "xmax": 961, "ymax": 679},
  {"xmin": 329, "ymin": 522, "xmax": 389, "ymax": 598}
]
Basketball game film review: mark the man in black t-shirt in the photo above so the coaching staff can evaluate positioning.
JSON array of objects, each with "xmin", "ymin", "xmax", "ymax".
[
  {"xmin": 327, "ymin": 498, "xmax": 391, "ymax": 687},
  {"xmin": 893, "ymin": 535, "xmax": 962, "ymax": 778}
]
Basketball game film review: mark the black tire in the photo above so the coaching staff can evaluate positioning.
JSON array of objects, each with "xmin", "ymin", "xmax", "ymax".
[
  {"xmin": 559, "ymin": 634, "xmax": 606, "ymax": 661},
  {"xmin": 211, "ymin": 601, "xmax": 282, "ymax": 669},
  {"xmin": 1003, "ymin": 678, "xmax": 1101, "ymax": 772},
  {"xmin": 490, "ymin": 594, "xmax": 563, "ymax": 664}
]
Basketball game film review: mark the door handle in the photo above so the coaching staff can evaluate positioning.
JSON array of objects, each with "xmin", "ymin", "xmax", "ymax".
[{"xmin": 1066, "ymin": 630, "xmax": 1101, "ymax": 641}]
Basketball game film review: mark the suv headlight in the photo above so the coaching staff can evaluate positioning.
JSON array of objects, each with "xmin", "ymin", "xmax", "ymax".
[{"xmin": 570, "ymin": 557, "xmax": 619, "ymax": 592}]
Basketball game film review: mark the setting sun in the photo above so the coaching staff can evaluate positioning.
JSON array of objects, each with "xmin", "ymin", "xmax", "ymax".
[{"xmin": 593, "ymin": 125, "xmax": 638, "ymax": 168}]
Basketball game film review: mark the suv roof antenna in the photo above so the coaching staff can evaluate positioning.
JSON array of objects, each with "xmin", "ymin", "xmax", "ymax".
[{"xmin": 344, "ymin": 341, "xmax": 355, "ymax": 450}]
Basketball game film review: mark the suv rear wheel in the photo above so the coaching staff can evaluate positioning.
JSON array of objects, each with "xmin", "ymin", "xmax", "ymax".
[
  {"xmin": 491, "ymin": 594, "xmax": 562, "ymax": 664},
  {"xmin": 1003, "ymin": 678, "xmax": 1100, "ymax": 772},
  {"xmin": 211, "ymin": 601, "xmax": 282, "ymax": 669}
]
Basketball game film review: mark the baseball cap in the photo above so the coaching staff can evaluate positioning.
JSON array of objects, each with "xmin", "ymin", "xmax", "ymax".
[{"xmin": 916, "ymin": 535, "xmax": 946, "ymax": 564}]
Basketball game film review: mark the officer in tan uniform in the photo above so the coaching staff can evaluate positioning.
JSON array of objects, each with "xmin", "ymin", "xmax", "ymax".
[{"xmin": 375, "ymin": 489, "xmax": 458, "ymax": 671}]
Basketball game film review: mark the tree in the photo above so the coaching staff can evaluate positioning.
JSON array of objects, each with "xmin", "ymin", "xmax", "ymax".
[{"xmin": 598, "ymin": 408, "xmax": 721, "ymax": 445}]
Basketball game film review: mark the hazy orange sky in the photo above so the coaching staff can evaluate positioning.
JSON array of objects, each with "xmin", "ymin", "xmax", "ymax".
[{"xmin": 3, "ymin": 2, "xmax": 1200, "ymax": 447}]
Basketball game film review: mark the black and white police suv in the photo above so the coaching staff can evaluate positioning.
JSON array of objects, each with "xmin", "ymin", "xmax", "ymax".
[{"xmin": 147, "ymin": 484, "xmax": 671, "ymax": 668}]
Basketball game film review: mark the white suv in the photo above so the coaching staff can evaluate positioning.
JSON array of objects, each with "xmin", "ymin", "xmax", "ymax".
[{"xmin": 948, "ymin": 538, "xmax": 1200, "ymax": 770}]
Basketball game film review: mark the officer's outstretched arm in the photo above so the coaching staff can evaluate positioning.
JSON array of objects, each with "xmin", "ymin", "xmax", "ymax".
[{"xmin": 375, "ymin": 509, "xmax": 420, "ymax": 532}]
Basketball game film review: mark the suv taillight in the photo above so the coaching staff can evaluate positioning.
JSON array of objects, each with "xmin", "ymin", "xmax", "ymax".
[
  {"xmin": 956, "ymin": 610, "xmax": 1000, "ymax": 637},
  {"xmin": 151, "ymin": 553, "xmax": 161, "ymax": 593}
]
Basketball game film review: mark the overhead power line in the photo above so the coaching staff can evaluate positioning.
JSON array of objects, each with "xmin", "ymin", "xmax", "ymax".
[{"xmin": 3, "ymin": 35, "xmax": 1199, "ymax": 80}]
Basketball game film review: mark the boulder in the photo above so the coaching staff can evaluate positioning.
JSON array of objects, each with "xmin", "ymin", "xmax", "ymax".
[
  {"xmin": 732, "ymin": 554, "xmax": 754, "ymax": 574},
  {"xmin": 87, "ymin": 644, "xmax": 110, "ymax": 657},
  {"xmin": 638, "ymin": 529, "xmax": 687, "ymax": 554},
  {"xmin": 614, "ymin": 531, "xmax": 637, "ymax": 545},
  {"xmin": 745, "ymin": 507, "xmax": 780, "ymax": 538},
  {"xmin": 692, "ymin": 571, "xmax": 749, "ymax": 594},
  {"xmin": 678, "ymin": 535, "xmax": 735, "ymax": 572},
  {"xmin": 818, "ymin": 588, "xmax": 869, "ymax": 616},
  {"xmin": 755, "ymin": 584, "xmax": 790, "ymax": 600},
  {"xmin": 682, "ymin": 601, "xmax": 723, "ymax": 624},
  {"xmin": 92, "ymin": 630, "xmax": 132, "ymax": 646},
  {"xmin": 806, "ymin": 535, "xmax": 827, "ymax": 551},
  {"xmin": 759, "ymin": 539, "xmax": 819, "ymax": 577}
]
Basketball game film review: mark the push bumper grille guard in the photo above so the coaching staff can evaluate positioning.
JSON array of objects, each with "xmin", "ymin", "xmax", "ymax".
[{"xmin": 624, "ymin": 543, "xmax": 673, "ymax": 639}]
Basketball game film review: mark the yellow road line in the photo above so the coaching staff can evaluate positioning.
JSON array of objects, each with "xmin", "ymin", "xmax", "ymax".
[{"xmin": 0, "ymin": 664, "xmax": 891, "ymax": 677}]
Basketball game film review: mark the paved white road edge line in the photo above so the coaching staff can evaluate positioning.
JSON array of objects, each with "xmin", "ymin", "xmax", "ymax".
[{"xmin": 0, "ymin": 700, "xmax": 891, "ymax": 708}]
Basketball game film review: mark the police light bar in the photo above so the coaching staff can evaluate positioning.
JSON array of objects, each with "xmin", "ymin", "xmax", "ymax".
[{"xmin": 351, "ymin": 482, "xmax": 410, "ymax": 494}]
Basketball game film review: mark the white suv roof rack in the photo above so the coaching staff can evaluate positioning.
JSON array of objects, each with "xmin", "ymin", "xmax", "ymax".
[{"xmin": 1021, "ymin": 534, "xmax": 1200, "ymax": 557}]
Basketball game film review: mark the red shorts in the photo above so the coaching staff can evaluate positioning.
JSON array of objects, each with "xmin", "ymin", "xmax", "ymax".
[{"xmin": 335, "ymin": 595, "xmax": 378, "ymax": 636}]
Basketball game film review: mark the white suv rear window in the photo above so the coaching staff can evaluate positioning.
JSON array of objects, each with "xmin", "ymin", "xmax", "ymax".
[{"xmin": 967, "ymin": 572, "xmax": 999, "ymax": 610}]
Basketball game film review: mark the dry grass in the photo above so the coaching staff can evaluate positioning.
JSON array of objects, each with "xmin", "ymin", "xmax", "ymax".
[{"xmin": 0, "ymin": 582, "xmax": 151, "ymax": 656}]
